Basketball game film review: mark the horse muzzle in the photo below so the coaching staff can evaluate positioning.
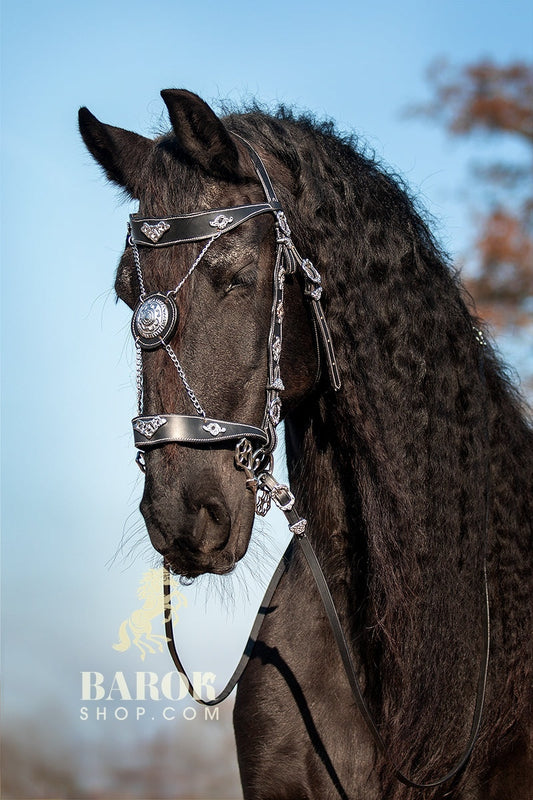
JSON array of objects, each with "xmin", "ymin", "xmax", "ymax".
[{"xmin": 140, "ymin": 458, "xmax": 256, "ymax": 578}]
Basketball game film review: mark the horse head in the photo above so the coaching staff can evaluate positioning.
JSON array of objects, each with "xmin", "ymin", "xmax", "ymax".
[{"xmin": 79, "ymin": 90, "xmax": 318, "ymax": 578}]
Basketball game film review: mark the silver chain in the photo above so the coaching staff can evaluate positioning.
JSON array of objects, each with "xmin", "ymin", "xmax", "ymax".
[
  {"xmin": 129, "ymin": 231, "xmax": 146, "ymax": 299},
  {"xmin": 136, "ymin": 343, "xmax": 144, "ymax": 416},
  {"xmin": 162, "ymin": 340, "xmax": 206, "ymax": 418},
  {"xmin": 169, "ymin": 235, "xmax": 218, "ymax": 297}
]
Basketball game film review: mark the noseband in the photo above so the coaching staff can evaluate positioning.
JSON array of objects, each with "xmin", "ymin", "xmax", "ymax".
[{"xmin": 126, "ymin": 136, "xmax": 490, "ymax": 791}]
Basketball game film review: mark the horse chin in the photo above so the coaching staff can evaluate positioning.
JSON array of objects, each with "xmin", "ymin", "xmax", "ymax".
[
  {"xmin": 161, "ymin": 527, "xmax": 251, "ymax": 579},
  {"xmin": 143, "ymin": 485, "xmax": 256, "ymax": 579},
  {"xmin": 165, "ymin": 548, "xmax": 241, "ymax": 580}
]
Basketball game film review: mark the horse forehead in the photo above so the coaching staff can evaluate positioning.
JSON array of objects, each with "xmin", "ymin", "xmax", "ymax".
[{"xmin": 142, "ymin": 142, "xmax": 267, "ymax": 214}]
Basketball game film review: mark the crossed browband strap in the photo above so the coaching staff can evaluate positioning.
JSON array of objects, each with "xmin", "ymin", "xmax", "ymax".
[{"xmin": 130, "ymin": 133, "xmax": 340, "ymax": 460}]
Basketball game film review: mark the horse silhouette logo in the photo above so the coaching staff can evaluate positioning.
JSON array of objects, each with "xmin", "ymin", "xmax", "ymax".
[{"xmin": 113, "ymin": 568, "xmax": 187, "ymax": 660}]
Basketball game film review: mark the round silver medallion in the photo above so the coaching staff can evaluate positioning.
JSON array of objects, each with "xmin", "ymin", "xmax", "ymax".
[{"xmin": 131, "ymin": 292, "xmax": 179, "ymax": 350}]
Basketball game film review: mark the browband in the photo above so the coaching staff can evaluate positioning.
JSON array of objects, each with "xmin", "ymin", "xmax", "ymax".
[{"xmin": 130, "ymin": 201, "xmax": 282, "ymax": 247}]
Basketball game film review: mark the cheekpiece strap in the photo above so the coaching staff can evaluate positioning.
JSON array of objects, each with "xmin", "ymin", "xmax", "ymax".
[
  {"xmin": 300, "ymin": 260, "xmax": 342, "ymax": 391},
  {"xmin": 231, "ymin": 132, "xmax": 279, "ymax": 204},
  {"xmin": 133, "ymin": 414, "xmax": 268, "ymax": 449},
  {"xmin": 130, "ymin": 202, "xmax": 282, "ymax": 247},
  {"xmin": 277, "ymin": 236, "xmax": 342, "ymax": 393}
]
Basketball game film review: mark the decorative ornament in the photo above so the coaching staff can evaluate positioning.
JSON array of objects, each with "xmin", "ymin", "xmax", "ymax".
[
  {"xmin": 269, "ymin": 376, "xmax": 285, "ymax": 392},
  {"xmin": 289, "ymin": 518, "xmax": 307, "ymax": 536},
  {"xmin": 473, "ymin": 327, "xmax": 487, "ymax": 347},
  {"xmin": 269, "ymin": 397, "xmax": 282, "ymax": 426},
  {"xmin": 133, "ymin": 416, "xmax": 168, "ymax": 438},
  {"xmin": 202, "ymin": 422, "xmax": 227, "ymax": 437},
  {"xmin": 272, "ymin": 337, "xmax": 282, "ymax": 363},
  {"xmin": 256, "ymin": 489, "xmax": 272, "ymax": 517},
  {"xmin": 209, "ymin": 214, "xmax": 234, "ymax": 231},
  {"xmin": 131, "ymin": 293, "xmax": 179, "ymax": 350},
  {"xmin": 140, "ymin": 220, "xmax": 171, "ymax": 243},
  {"xmin": 276, "ymin": 211, "xmax": 291, "ymax": 238}
]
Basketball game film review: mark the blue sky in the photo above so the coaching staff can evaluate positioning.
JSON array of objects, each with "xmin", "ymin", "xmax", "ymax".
[{"xmin": 2, "ymin": 0, "xmax": 532, "ymax": 795}]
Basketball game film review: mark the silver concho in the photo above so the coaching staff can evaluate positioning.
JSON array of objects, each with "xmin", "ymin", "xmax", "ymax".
[{"xmin": 131, "ymin": 292, "xmax": 179, "ymax": 350}]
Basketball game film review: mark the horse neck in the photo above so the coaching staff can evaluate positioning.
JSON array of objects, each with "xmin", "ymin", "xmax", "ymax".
[{"xmin": 285, "ymin": 394, "xmax": 366, "ymax": 606}]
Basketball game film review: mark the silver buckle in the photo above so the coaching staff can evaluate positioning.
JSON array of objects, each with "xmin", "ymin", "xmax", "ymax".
[{"xmin": 270, "ymin": 484, "xmax": 296, "ymax": 513}]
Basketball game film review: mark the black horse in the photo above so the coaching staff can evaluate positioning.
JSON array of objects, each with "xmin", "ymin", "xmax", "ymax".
[{"xmin": 79, "ymin": 90, "xmax": 532, "ymax": 799}]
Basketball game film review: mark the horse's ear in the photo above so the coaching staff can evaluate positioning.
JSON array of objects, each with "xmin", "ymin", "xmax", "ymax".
[
  {"xmin": 160, "ymin": 89, "xmax": 240, "ymax": 180},
  {"xmin": 78, "ymin": 107, "xmax": 152, "ymax": 197}
]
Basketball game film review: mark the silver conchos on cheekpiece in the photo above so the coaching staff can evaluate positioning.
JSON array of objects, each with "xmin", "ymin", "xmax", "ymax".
[{"xmin": 131, "ymin": 292, "xmax": 179, "ymax": 350}]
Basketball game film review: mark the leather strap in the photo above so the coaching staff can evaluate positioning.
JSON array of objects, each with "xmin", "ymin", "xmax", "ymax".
[
  {"xmin": 296, "ymin": 533, "xmax": 490, "ymax": 789},
  {"xmin": 130, "ymin": 202, "xmax": 282, "ymax": 247},
  {"xmin": 163, "ymin": 542, "xmax": 294, "ymax": 705},
  {"xmin": 133, "ymin": 415, "xmax": 268, "ymax": 449},
  {"xmin": 231, "ymin": 132, "xmax": 280, "ymax": 205}
]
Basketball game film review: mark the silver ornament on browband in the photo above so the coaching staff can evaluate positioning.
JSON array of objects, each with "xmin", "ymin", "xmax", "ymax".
[
  {"xmin": 131, "ymin": 292, "xmax": 179, "ymax": 350},
  {"xmin": 141, "ymin": 220, "xmax": 171, "ymax": 243},
  {"xmin": 209, "ymin": 214, "xmax": 234, "ymax": 231}
]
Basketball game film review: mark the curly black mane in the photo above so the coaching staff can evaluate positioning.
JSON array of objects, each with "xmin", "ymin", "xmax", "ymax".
[{"xmin": 225, "ymin": 107, "xmax": 533, "ymax": 796}]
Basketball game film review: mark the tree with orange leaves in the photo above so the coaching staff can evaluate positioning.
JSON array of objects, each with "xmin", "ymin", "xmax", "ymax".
[{"xmin": 410, "ymin": 59, "xmax": 533, "ymax": 328}]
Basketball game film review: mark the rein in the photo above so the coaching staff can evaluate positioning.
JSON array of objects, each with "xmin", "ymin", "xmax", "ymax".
[{"xmin": 128, "ymin": 135, "xmax": 490, "ymax": 790}]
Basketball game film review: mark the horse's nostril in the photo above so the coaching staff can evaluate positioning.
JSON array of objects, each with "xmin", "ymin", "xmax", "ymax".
[
  {"xmin": 206, "ymin": 504, "xmax": 221, "ymax": 525},
  {"xmin": 193, "ymin": 497, "xmax": 231, "ymax": 554}
]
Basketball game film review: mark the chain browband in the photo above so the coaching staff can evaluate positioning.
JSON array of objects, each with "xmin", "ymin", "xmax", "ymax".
[{"xmin": 127, "ymin": 135, "xmax": 490, "ymax": 790}]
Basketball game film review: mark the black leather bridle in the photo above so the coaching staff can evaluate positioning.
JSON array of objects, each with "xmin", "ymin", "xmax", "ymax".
[
  {"xmin": 127, "ymin": 135, "xmax": 490, "ymax": 790},
  {"xmin": 130, "ymin": 134, "xmax": 340, "ymax": 487}
]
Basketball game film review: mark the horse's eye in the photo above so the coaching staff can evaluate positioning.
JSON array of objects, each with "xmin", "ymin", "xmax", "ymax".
[{"xmin": 224, "ymin": 267, "xmax": 256, "ymax": 295}]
